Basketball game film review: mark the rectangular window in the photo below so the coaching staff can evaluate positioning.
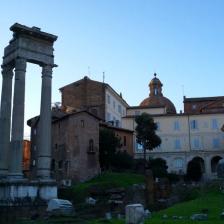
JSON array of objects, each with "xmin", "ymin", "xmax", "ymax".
[
  {"xmin": 113, "ymin": 101, "xmax": 116, "ymax": 109},
  {"xmin": 136, "ymin": 143, "xmax": 143, "ymax": 152},
  {"xmin": 213, "ymin": 138, "xmax": 220, "ymax": 149},
  {"xmin": 107, "ymin": 95, "xmax": 111, "ymax": 104},
  {"xmin": 211, "ymin": 119, "xmax": 218, "ymax": 129},
  {"xmin": 192, "ymin": 138, "xmax": 200, "ymax": 149},
  {"xmin": 81, "ymin": 120, "xmax": 85, "ymax": 128},
  {"xmin": 156, "ymin": 122, "xmax": 161, "ymax": 131},
  {"xmin": 174, "ymin": 120, "xmax": 180, "ymax": 131},
  {"xmin": 174, "ymin": 139, "xmax": 181, "ymax": 150},
  {"xmin": 123, "ymin": 136, "xmax": 127, "ymax": 146},
  {"xmin": 115, "ymin": 120, "xmax": 120, "ymax": 127},
  {"xmin": 106, "ymin": 112, "xmax": 111, "ymax": 121},
  {"xmin": 118, "ymin": 105, "xmax": 122, "ymax": 114},
  {"xmin": 135, "ymin": 111, "xmax": 140, "ymax": 116},
  {"xmin": 174, "ymin": 158, "xmax": 184, "ymax": 169},
  {"xmin": 190, "ymin": 120, "xmax": 198, "ymax": 130}
]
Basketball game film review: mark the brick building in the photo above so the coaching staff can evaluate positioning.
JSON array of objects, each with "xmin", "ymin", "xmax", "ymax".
[
  {"xmin": 60, "ymin": 76, "xmax": 129, "ymax": 128},
  {"xmin": 184, "ymin": 96, "xmax": 224, "ymax": 114},
  {"xmin": 28, "ymin": 109, "xmax": 101, "ymax": 183},
  {"xmin": 22, "ymin": 140, "xmax": 31, "ymax": 177}
]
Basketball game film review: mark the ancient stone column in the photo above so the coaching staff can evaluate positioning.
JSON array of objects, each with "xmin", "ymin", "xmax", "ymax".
[
  {"xmin": 0, "ymin": 65, "xmax": 14, "ymax": 178},
  {"xmin": 8, "ymin": 58, "xmax": 26, "ymax": 179},
  {"xmin": 37, "ymin": 64, "xmax": 53, "ymax": 180}
]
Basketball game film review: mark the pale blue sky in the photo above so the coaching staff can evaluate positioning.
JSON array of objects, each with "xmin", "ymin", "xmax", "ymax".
[{"xmin": 1, "ymin": 0, "xmax": 224, "ymax": 137}]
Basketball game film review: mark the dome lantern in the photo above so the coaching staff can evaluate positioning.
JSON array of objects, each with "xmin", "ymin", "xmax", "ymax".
[{"xmin": 140, "ymin": 73, "xmax": 176, "ymax": 114}]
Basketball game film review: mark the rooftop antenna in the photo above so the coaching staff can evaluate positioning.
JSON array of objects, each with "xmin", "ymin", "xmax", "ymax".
[
  {"xmin": 103, "ymin": 71, "xmax": 105, "ymax": 83},
  {"xmin": 88, "ymin": 66, "xmax": 91, "ymax": 77},
  {"xmin": 182, "ymin": 85, "xmax": 185, "ymax": 97}
]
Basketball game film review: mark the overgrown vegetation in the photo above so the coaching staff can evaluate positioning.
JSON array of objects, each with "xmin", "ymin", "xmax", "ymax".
[
  {"xmin": 148, "ymin": 157, "xmax": 168, "ymax": 178},
  {"xmin": 99, "ymin": 128, "xmax": 121, "ymax": 170},
  {"xmin": 59, "ymin": 172, "xmax": 144, "ymax": 203}
]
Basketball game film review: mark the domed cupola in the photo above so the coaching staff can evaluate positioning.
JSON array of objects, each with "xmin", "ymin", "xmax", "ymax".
[{"xmin": 140, "ymin": 73, "xmax": 176, "ymax": 114}]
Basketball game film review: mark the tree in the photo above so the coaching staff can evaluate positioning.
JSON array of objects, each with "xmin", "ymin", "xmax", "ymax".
[
  {"xmin": 148, "ymin": 158, "xmax": 168, "ymax": 178},
  {"xmin": 99, "ymin": 128, "xmax": 121, "ymax": 170},
  {"xmin": 112, "ymin": 150, "xmax": 134, "ymax": 170},
  {"xmin": 135, "ymin": 113, "xmax": 161, "ymax": 169}
]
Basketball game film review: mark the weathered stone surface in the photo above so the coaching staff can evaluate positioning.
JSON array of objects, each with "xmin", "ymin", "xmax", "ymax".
[
  {"xmin": 0, "ymin": 23, "xmax": 57, "ymax": 202},
  {"xmin": 105, "ymin": 212, "xmax": 112, "ymax": 220},
  {"xmin": 0, "ymin": 181, "xmax": 57, "ymax": 201},
  {"xmin": 47, "ymin": 199, "xmax": 74, "ymax": 216},
  {"xmin": 190, "ymin": 213, "xmax": 208, "ymax": 221},
  {"xmin": 85, "ymin": 197, "xmax": 97, "ymax": 205},
  {"xmin": 145, "ymin": 169, "xmax": 154, "ymax": 207},
  {"xmin": 220, "ymin": 210, "xmax": 224, "ymax": 219},
  {"xmin": 144, "ymin": 209, "xmax": 151, "ymax": 219},
  {"xmin": 125, "ymin": 204, "xmax": 145, "ymax": 224}
]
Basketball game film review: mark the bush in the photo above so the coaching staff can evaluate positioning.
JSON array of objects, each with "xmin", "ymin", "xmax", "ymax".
[
  {"xmin": 148, "ymin": 158, "xmax": 168, "ymax": 178},
  {"xmin": 111, "ymin": 150, "xmax": 134, "ymax": 170},
  {"xmin": 167, "ymin": 173, "xmax": 181, "ymax": 183},
  {"xmin": 134, "ymin": 159, "xmax": 145, "ymax": 173}
]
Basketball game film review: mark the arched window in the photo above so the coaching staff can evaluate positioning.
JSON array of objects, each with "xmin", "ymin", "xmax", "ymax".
[
  {"xmin": 211, "ymin": 156, "xmax": 222, "ymax": 173},
  {"xmin": 88, "ymin": 139, "xmax": 94, "ymax": 153},
  {"xmin": 174, "ymin": 158, "xmax": 184, "ymax": 169},
  {"xmin": 154, "ymin": 88, "xmax": 158, "ymax": 95}
]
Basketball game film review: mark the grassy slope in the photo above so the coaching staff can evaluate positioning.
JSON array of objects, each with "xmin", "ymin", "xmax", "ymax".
[
  {"xmin": 92, "ymin": 187, "xmax": 224, "ymax": 224},
  {"xmin": 19, "ymin": 174, "xmax": 224, "ymax": 224},
  {"xmin": 147, "ymin": 189, "xmax": 224, "ymax": 224},
  {"xmin": 63, "ymin": 172, "xmax": 144, "ymax": 203}
]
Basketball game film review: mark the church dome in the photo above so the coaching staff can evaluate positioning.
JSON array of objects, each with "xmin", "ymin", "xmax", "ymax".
[{"xmin": 140, "ymin": 73, "xmax": 176, "ymax": 114}]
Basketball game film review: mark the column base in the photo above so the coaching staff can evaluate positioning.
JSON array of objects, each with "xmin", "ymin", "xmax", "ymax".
[
  {"xmin": 7, "ymin": 173, "xmax": 25, "ymax": 182},
  {"xmin": 0, "ymin": 179, "xmax": 58, "ymax": 203}
]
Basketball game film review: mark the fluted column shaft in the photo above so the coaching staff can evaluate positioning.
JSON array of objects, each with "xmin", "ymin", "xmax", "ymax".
[
  {"xmin": 37, "ymin": 65, "xmax": 52, "ymax": 180},
  {"xmin": 9, "ymin": 58, "xmax": 26, "ymax": 178},
  {"xmin": 0, "ymin": 65, "xmax": 14, "ymax": 178}
]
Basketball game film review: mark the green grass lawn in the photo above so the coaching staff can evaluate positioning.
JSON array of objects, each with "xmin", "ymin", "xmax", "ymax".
[
  {"xmin": 90, "ymin": 186, "xmax": 224, "ymax": 224},
  {"xmin": 145, "ymin": 189, "xmax": 224, "ymax": 224}
]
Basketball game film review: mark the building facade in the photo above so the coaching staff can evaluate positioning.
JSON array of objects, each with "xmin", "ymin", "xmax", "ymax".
[
  {"xmin": 122, "ymin": 74, "xmax": 224, "ymax": 179},
  {"xmin": 60, "ymin": 76, "xmax": 129, "ymax": 128},
  {"xmin": 28, "ymin": 110, "xmax": 101, "ymax": 183},
  {"xmin": 100, "ymin": 123, "xmax": 134, "ymax": 156}
]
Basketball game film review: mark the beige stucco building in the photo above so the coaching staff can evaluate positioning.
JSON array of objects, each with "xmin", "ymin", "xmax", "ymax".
[{"xmin": 122, "ymin": 74, "xmax": 224, "ymax": 179}]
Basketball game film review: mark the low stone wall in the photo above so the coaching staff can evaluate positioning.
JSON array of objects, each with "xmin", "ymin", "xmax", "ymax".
[{"xmin": 0, "ymin": 180, "xmax": 57, "ymax": 202}]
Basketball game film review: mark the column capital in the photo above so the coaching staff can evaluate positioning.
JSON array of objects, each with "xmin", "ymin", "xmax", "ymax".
[
  {"xmin": 42, "ymin": 64, "xmax": 53, "ymax": 78},
  {"xmin": 1, "ymin": 65, "xmax": 14, "ymax": 79}
]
